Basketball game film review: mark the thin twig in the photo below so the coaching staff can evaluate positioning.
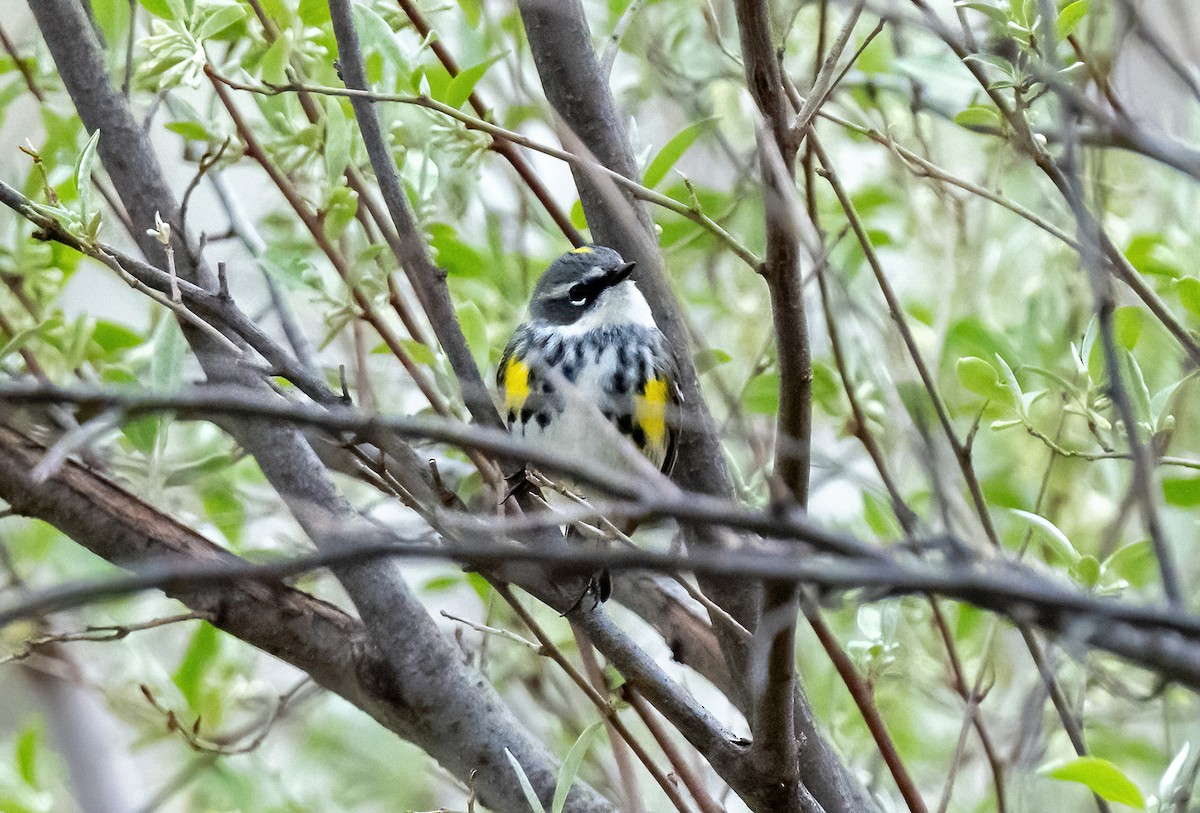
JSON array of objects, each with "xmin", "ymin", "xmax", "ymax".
[
  {"xmin": 600, "ymin": 0, "xmax": 647, "ymax": 79},
  {"xmin": 624, "ymin": 686, "xmax": 724, "ymax": 813},
  {"xmin": 498, "ymin": 586, "xmax": 695, "ymax": 813},
  {"xmin": 207, "ymin": 73, "xmax": 761, "ymax": 269},
  {"xmin": 1, "ymin": 611, "xmax": 210, "ymax": 665},
  {"xmin": 394, "ymin": 0, "xmax": 583, "ymax": 245}
]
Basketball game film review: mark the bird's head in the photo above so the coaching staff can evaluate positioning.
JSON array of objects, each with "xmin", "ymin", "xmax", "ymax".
[{"xmin": 528, "ymin": 245, "xmax": 639, "ymax": 326}]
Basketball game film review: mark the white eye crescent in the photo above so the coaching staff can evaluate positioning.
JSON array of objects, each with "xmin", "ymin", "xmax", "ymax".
[{"xmin": 569, "ymin": 284, "xmax": 587, "ymax": 306}]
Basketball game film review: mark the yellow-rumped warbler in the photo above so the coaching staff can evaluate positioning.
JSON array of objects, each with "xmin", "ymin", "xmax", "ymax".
[{"xmin": 497, "ymin": 245, "xmax": 679, "ymax": 599}]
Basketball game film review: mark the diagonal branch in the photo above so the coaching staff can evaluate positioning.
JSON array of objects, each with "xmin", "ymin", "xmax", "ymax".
[
  {"xmin": 326, "ymin": 0, "xmax": 501, "ymax": 433},
  {"xmin": 393, "ymin": 0, "xmax": 583, "ymax": 246}
]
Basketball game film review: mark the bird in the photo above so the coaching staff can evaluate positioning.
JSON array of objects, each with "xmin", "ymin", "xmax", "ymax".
[{"xmin": 496, "ymin": 245, "xmax": 679, "ymax": 602}]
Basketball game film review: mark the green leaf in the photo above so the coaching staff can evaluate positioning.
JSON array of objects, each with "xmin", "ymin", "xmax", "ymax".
[
  {"xmin": 457, "ymin": 301, "xmax": 488, "ymax": 372},
  {"xmin": 694, "ymin": 348, "xmax": 731, "ymax": 375},
  {"xmin": 1176, "ymin": 276, "xmax": 1200, "ymax": 319},
  {"xmin": 504, "ymin": 748, "xmax": 548, "ymax": 813},
  {"xmin": 1056, "ymin": 0, "xmax": 1089, "ymax": 39},
  {"xmin": 0, "ymin": 322, "xmax": 44, "ymax": 363},
  {"xmin": 354, "ymin": 5, "xmax": 410, "ymax": 91},
  {"xmin": 954, "ymin": 105, "xmax": 1001, "ymax": 129},
  {"xmin": 465, "ymin": 571, "xmax": 492, "ymax": 602},
  {"xmin": 430, "ymin": 223, "xmax": 488, "ymax": 278},
  {"xmin": 164, "ymin": 120, "xmax": 211, "ymax": 141},
  {"xmin": 137, "ymin": 0, "xmax": 176, "ymax": 19},
  {"xmin": 1121, "ymin": 350, "xmax": 1152, "ymax": 426},
  {"xmin": 200, "ymin": 481, "xmax": 245, "ymax": 545},
  {"xmin": 1008, "ymin": 0, "xmax": 1032, "ymax": 26},
  {"xmin": 552, "ymin": 722, "xmax": 604, "ymax": 813},
  {"xmin": 91, "ymin": 320, "xmax": 144, "ymax": 354},
  {"xmin": 74, "ymin": 129, "xmax": 101, "ymax": 222},
  {"xmin": 569, "ymin": 199, "xmax": 588, "ymax": 232},
  {"xmin": 444, "ymin": 54, "xmax": 504, "ymax": 110},
  {"xmin": 743, "ymin": 373, "xmax": 779, "ymax": 415},
  {"xmin": 1010, "ymin": 508, "xmax": 1079, "ymax": 564},
  {"xmin": 15, "ymin": 724, "xmax": 39, "ymax": 787},
  {"xmin": 955, "ymin": 1, "xmax": 1010, "ymax": 26},
  {"xmin": 1163, "ymin": 476, "xmax": 1200, "ymax": 507},
  {"xmin": 1113, "ymin": 306, "xmax": 1143, "ymax": 349},
  {"xmin": 457, "ymin": 0, "xmax": 482, "ymax": 27},
  {"xmin": 1104, "ymin": 540, "xmax": 1155, "ymax": 588},
  {"xmin": 1073, "ymin": 553, "xmax": 1100, "ymax": 586},
  {"xmin": 1042, "ymin": 756, "xmax": 1145, "ymax": 808},
  {"xmin": 151, "ymin": 319, "xmax": 186, "ymax": 392},
  {"xmin": 197, "ymin": 4, "xmax": 246, "ymax": 39},
  {"xmin": 297, "ymin": 0, "xmax": 331, "ymax": 26},
  {"xmin": 121, "ymin": 415, "xmax": 161, "ymax": 453},
  {"xmin": 401, "ymin": 339, "xmax": 437, "ymax": 367},
  {"xmin": 863, "ymin": 491, "xmax": 902, "ymax": 537},
  {"xmin": 642, "ymin": 118, "xmax": 715, "ymax": 189},
  {"xmin": 256, "ymin": 0, "xmax": 288, "ymax": 25},
  {"xmin": 173, "ymin": 622, "xmax": 221, "ymax": 709},
  {"xmin": 259, "ymin": 32, "xmax": 292, "ymax": 85},
  {"xmin": 421, "ymin": 574, "xmax": 464, "ymax": 592},
  {"xmin": 994, "ymin": 354, "xmax": 1025, "ymax": 418},
  {"xmin": 1124, "ymin": 233, "xmax": 1180, "ymax": 277},
  {"xmin": 944, "ymin": 316, "xmax": 1018, "ymax": 366},
  {"xmin": 956, "ymin": 355, "xmax": 1003, "ymax": 399},
  {"xmin": 324, "ymin": 97, "xmax": 351, "ymax": 184},
  {"xmin": 322, "ymin": 184, "xmax": 359, "ymax": 242},
  {"xmin": 811, "ymin": 361, "xmax": 840, "ymax": 411}
]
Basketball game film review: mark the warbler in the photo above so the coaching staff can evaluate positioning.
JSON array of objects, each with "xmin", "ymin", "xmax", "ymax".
[{"xmin": 497, "ymin": 245, "xmax": 679, "ymax": 600}]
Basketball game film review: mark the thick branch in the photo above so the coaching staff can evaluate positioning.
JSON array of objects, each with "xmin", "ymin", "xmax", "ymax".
[
  {"xmin": 730, "ymin": 1, "xmax": 812, "ymax": 803},
  {"xmin": 0, "ymin": 419, "xmax": 617, "ymax": 813}
]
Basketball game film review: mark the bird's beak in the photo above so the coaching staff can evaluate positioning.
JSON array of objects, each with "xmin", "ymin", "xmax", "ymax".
[{"xmin": 608, "ymin": 261, "xmax": 636, "ymax": 286}]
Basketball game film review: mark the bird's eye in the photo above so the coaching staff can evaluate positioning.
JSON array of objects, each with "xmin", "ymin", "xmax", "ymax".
[{"xmin": 568, "ymin": 284, "xmax": 588, "ymax": 306}]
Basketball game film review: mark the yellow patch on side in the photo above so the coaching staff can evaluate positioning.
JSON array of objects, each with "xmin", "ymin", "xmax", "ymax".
[
  {"xmin": 503, "ymin": 358, "xmax": 531, "ymax": 414},
  {"xmin": 570, "ymin": 246, "xmax": 593, "ymax": 254},
  {"xmin": 635, "ymin": 377, "xmax": 669, "ymax": 456}
]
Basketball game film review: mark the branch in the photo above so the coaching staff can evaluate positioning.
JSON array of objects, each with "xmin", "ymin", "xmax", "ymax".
[
  {"xmin": 1034, "ymin": 5, "xmax": 1180, "ymax": 608},
  {"xmin": 728, "ymin": 0, "xmax": 832, "ymax": 801},
  {"xmin": 206, "ymin": 74, "xmax": 760, "ymax": 268},
  {"xmin": 0, "ymin": 418, "xmax": 615, "ymax": 813},
  {"xmin": 509, "ymin": 11, "xmax": 808, "ymax": 800},
  {"xmin": 0, "ymin": 417, "xmax": 786, "ymax": 811},
  {"xmin": 0, "ymin": 178, "xmax": 335, "ymax": 407},
  {"xmin": 0, "ymin": 380, "xmax": 881, "ymax": 559},
  {"xmin": 8, "ymin": 469, "xmax": 1200, "ymax": 693},
  {"xmin": 393, "ymin": 0, "xmax": 584, "ymax": 246},
  {"xmin": 26, "ymin": 3, "xmax": 611, "ymax": 810},
  {"xmin": 327, "ymin": 0, "xmax": 501, "ymax": 433}
]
